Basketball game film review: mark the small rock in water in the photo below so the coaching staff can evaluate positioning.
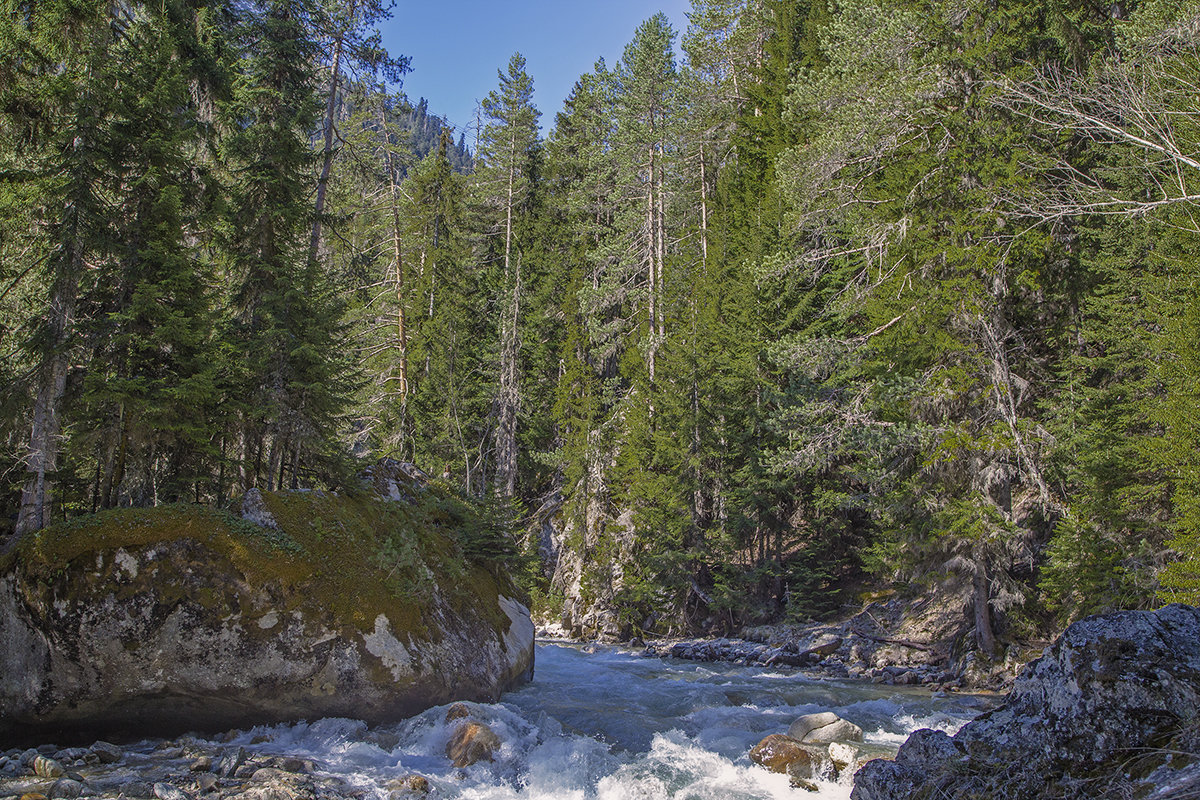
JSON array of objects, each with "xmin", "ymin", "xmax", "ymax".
[
  {"xmin": 91, "ymin": 741, "xmax": 123, "ymax": 764},
  {"xmin": 19, "ymin": 794, "xmax": 49, "ymax": 800},
  {"xmin": 153, "ymin": 782, "xmax": 194, "ymax": 800},
  {"xmin": 787, "ymin": 712, "xmax": 840, "ymax": 741},
  {"xmin": 20, "ymin": 748, "xmax": 40, "ymax": 766},
  {"xmin": 196, "ymin": 774, "xmax": 218, "ymax": 794},
  {"xmin": 52, "ymin": 748, "xmax": 87, "ymax": 764},
  {"xmin": 250, "ymin": 767, "xmax": 294, "ymax": 783},
  {"xmin": 216, "ymin": 747, "xmax": 246, "ymax": 778},
  {"xmin": 444, "ymin": 702, "xmax": 471, "ymax": 722},
  {"xmin": 748, "ymin": 734, "xmax": 820, "ymax": 780},
  {"xmin": 802, "ymin": 718, "xmax": 863, "ymax": 744},
  {"xmin": 446, "ymin": 722, "xmax": 501, "ymax": 767},
  {"xmin": 189, "ymin": 756, "xmax": 213, "ymax": 773},
  {"xmin": 274, "ymin": 757, "xmax": 310, "ymax": 773},
  {"xmin": 385, "ymin": 774, "xmax": 430, "ymax": 796},
  {"xmin": 32, "ymin": 756, "xmax": 65, "ymax": 779},
  {"xmin": 123, "ymin": 781, "xmax": 154, "ymax": 798},
  {"xmin": 49, "ymin": 778, "xmax": 84, "ymax": 799}
]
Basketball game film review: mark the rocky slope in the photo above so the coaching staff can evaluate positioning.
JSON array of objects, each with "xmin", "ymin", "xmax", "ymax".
[
  {"xmin": 0, "ymin": 461, "xmax": 534, "ymax": 745},
  {"xmin": 852, "ymin": 603, "xmax": 1200, "ymax": 800}
]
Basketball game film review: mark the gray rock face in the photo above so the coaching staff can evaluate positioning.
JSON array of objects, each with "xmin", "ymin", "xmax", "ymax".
[
  {"xmin": 0, "ymin": 487, "xmax": 534, "ymax": 745},
  {"xmin": 853, "ymin": 604, "xmax": 1200, "ymax": 800}
]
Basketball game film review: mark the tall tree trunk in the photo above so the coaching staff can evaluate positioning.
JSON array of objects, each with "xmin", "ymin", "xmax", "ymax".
[
  {"xmin": 973, "ymin": 540, "xmax": 998, "ymax": 658},
  {"xmin": 15, "ymin": 235, "xmax": 82, "ymax": 536},
  {"xmin": 495, "ymin": 255, "xmax": 521, "ymax": 498},
  {"xmin": 646, "ymin": 144, "xmax": 657, "ymax": 383},
  {"xmin": 308, "ymin": 23, "xmax": 348, "ymax": 270},
  {"xmin": 379, "ymin": 97, "xmax": 408, "ymax": 402},
  {"xmin": 495, "ymin": 134, "xmax": 521, "ymax": 497},
  {"xmin": 699, "ymin": 142, "xmax": 709, "ymax": 267}
]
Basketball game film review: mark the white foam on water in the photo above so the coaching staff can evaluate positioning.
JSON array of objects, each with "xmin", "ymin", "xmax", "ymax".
[{"xmin": 191, "ymin": 644, "xmax": 989, "ymax": 799}]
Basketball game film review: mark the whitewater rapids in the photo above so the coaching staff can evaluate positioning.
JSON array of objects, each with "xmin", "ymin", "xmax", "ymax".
[{"xmin": 192, "ymin": 642, "xmax": 992, "ymax": 799}]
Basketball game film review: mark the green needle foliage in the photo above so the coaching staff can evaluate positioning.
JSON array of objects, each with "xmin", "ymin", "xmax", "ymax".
[{"xmin": 3, "ymin": 0, "xmax": 1199, "ymax": 647}]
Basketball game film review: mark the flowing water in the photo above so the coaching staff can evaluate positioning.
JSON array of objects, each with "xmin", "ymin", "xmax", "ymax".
[{"xmin": 199, "ymin": 642, "xmax": 994, "ymax": 799}]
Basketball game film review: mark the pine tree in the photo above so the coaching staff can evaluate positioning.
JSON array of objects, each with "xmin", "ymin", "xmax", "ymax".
[
  {"xmin": 475, "ymin": 53, "xmax": 541, "ymax": 498},
  {"xmin": 4, "ymin": 0, "xmax": 126, "ymax": 534},
  {"xmin": 222, "ymin": 0, "xmax": 352, "ymax": 492}
]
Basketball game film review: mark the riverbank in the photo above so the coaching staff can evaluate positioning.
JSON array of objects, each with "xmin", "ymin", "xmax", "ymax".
[{"xmin": 538, "ymin": 582, "xmax": 1050, "ymax": 692}]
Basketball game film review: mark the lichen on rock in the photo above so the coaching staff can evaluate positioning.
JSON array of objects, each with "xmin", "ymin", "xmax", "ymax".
[
  {"xmin": 0, "ymin": 469, "xmax": 534, "ymax": 745},
  {"xmin": 852, "ymin": 604, "xmax": 1200, "ymax": 800}
]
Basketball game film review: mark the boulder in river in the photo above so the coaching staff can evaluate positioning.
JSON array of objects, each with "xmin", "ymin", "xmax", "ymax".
[
  {"xmin": 446, "ymin": 722, "xmax": 502, "ymax": 768},
  {"xmin": 748, "ymin": 734, "xmax": 825, "ymax": 781},
  {"xmin": 788, "ymin": 712, "xmax": 863, "ymax": 744},
  {"xmin": 0, "ymin": 474, "xmax": 534, "ymax": 745},
  {"xmin": 852, "ymin": 603, "xmax": 1200, "ymax": 800}
]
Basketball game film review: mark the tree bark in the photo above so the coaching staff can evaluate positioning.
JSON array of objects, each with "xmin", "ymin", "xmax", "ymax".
[
  {"xmin": 973, "ymin": 540, "xmax": 998, "ymax": 658},
  {"xmin": 308, "ymin": 18, "xmax": 349, "ymax": 271},
  {"xmin": 379, "ymin": 97, "xmax": 408, "ymax": 401},
  {"xmin": 15, "ymin": 231, "xmax": 82, "ymax": 537},
  {"xmin": 494, "ymin": 128, "xmax": 522, "ymax": 497}
]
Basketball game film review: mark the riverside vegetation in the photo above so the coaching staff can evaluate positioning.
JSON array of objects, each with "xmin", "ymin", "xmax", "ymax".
[{"xmin": 3, "ymin": 0, "xmax": 1200, "ymax": 751}]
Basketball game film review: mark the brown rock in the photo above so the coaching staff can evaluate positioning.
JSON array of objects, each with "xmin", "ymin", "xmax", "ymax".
[
  {"xmin": 444, "ymin": 702, "xmax": 472, "ymax": 723},
  {"xmin": 33, "ymin": 756, "xmax": 65, "ymax": 779},
  {"xmin": 748, "ymin": 734, "xmax": 818, "ymax": 780},
  {"xmin": 20, "ymin": 794, "xmax": 49, "ymax": 800},
  {"xmin": 446, "ymin": 722, "xmax": 502, "ymax": 768},
  {"xmin": 189, "ymin": 756, "xmax": 213, "ymax": 773},
  {"xmin": 385, "ymin": 775, "xmax": 430, "ymax": 796}
]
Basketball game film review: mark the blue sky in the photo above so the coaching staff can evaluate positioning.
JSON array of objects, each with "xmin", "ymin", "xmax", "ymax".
[{"xmin": 380, "ymin": 1, "xmax": 693, "ymax": 138}]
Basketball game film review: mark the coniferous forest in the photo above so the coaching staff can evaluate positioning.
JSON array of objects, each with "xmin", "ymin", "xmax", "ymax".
[{"xmin": 3, "ymin": 0, "xmax": 1200, "ymax": 647}]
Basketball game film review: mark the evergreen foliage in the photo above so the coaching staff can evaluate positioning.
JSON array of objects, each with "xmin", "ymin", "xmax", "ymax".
[{"xmin": 2, "ymin": 0, "xmax": 1198, "ymax": 650}]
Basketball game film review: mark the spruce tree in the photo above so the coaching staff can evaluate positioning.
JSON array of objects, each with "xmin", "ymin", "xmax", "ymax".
[{"xmin": 475, "ymin": 53, "xmax": 541, "ymax": 498}]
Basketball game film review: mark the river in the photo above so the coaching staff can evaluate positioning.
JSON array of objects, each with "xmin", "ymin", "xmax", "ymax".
[{"xmin": 187, "ymin": 641, "xmax": 992, "ymax": 800}]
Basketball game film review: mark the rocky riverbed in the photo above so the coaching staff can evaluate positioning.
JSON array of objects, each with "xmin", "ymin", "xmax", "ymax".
[{"xmin": 0, "ymin": 737, "xmax": 411, "ymax": 800}]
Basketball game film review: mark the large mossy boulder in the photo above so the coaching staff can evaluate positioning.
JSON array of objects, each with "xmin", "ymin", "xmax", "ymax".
[
  {"xmin": 0, "ymin": 473, "xmax": 534, "ymax": 745},
  {"xmin": 852, "ymin": 604, "xmax": 1200, "ymax": 800}
]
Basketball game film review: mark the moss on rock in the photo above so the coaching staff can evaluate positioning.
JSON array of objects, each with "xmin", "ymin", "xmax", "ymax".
[{"xmin": 0, "ymin": 474, "xmax": 534, "ymax": 745}]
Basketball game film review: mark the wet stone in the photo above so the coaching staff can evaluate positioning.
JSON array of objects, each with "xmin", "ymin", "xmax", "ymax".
[
  {"xmin": 446, "ymin": 722, "xmax": 501, "ymax": 768},
  {"xmin": 444, "ymin": 703, "xmax": 471, "ymax": 723},
  {"xmin": 189, "ymin": 757, "xmax": 212, "ymax": 773},
  {"xmin": 122, "ymin": 780, "xmax": 154, "ymax": 798},
  {"xmin": 195, "ymin": 774, "xmax": 218, "ymax": 794},
  {"xmin": 91, "ymin": 743, "xmax": 123, "ymax": 765},
  {"xmin": 51, "ymin": 751, "xmax": 86, "ymax": 765},
  {"xmin": 385, "ymin": 774, "xmax": 430, "ymax": 797},
  {"xmin": 153, "ymin": 782, "xmax": 193, "ymax": 800},
  {"xmin": 48, "ymin": 778, "xmax": 83, "ymax": 799},
  {"xmin": 260, "ymin": 757, "xmax": 309, "ymax": 774},
  {"xmin": 250, "ymin": 768, "xmax": 295, "ymax": 783},
  {"xmin": 216, "ymin": 749, "xmax": 246, "ymax": 779},
  {"xmin": 32, "ymin": 757, "xmax": 64, "ymax": 780}
]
